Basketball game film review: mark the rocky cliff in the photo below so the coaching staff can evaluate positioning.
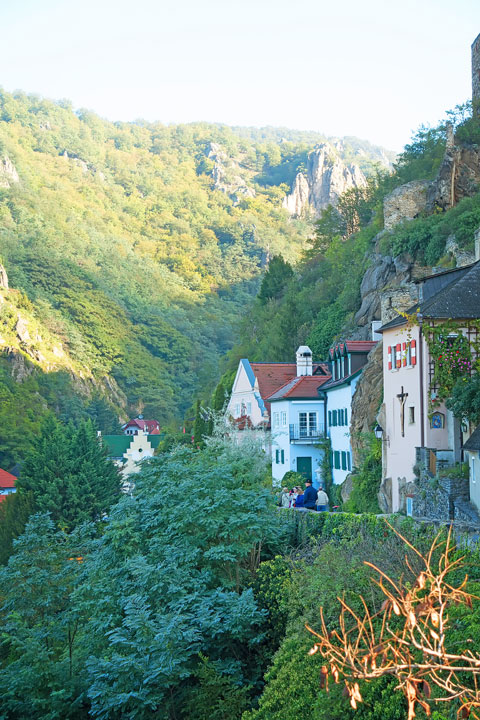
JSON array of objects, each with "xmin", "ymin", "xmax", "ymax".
[
  {"xmin": 283, "ymin": 142, "xmax": 367, "ymax": 217},
  {"xmin": 207, "ymin": 142, "xmax": 256, "ymax": 204}
]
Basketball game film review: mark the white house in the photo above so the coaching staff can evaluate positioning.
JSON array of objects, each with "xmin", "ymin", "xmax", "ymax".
[
  {"xmin": 323, "ymin": 341, "xmax": 377, "ymax": 485},
  {"xmin": 0, "ymin": 468, "xmax": 16, "ymax": 503},
  {"xmin": 378, "ymin": 259, "xmax": 480, "ymax": 512},
  {"xmin": 267, "ymin": 347, "xmax": 331, "ymax": 486},
  {"xmin": 226, "ymin": 348, "xmax": 330, "ymax": 447},
  {"xmin": 102, "ymin": 431, "xmax": 162, "ymax": 482}
]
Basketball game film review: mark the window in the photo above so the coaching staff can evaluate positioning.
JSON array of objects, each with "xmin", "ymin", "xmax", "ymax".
[
  {"xmin": 273, "ymin": 412, "xmax": 279, "ymax": 428},
  {"xmin": 281, "ymin": 411, "xmax": 287, "ymax": 426},
  {"xmin": 408, "ymin": 406, "xmax": 415, "ymax": 424},
  {"xmin": 281, "ymin": 449, "xmax": 285, "ymax": 464},
  {"xmin": 299, "ymin": 412, "xmax": 317, "ymax": 437},
  {"xmin": 234, "ymin": 404, "xmax": 240, "ymax": 417},
  {"xmin": 247, "ymin": 402, "xmax": 252, "ymax": 414},
  {"xmin": 344, "ymin": 409, "xmax": 348, "ymax": 426},
  {"xmin": 406, "ymin": 496, "xmax": 413, "ymax": 517},
  {"xmin": 341, "ymin": 451, "xmax": 347, "ymax": 470},
  {"xmin": 275, "ymin": 449, "xmax": 279, "ymax": 463},
  {"xmin": 334, "ymin": 451, "xmax": 340, "ymax": 469},
  {"xmin": 332, "ymin": 410, "xmax": 337, "ymax": 426},
  {"xmin": 347, "ymin": 453, "xmax": 351, "ymax": 471},
  {"xmin": 339, "ymin": 409, "xmax": 343, "ymax": 426}
]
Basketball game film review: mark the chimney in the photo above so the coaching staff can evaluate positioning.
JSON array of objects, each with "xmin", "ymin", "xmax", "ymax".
[
  {"xmin": 296, "ymin": 345, "xmax": 313, "ymax": 376},
  {"xmin": 371, "ymin": 320, "xmax": 382, "ymax": 341},
  {"xmin": 475, "ymin": 226, "xmax": 480, "ymax": 262}
]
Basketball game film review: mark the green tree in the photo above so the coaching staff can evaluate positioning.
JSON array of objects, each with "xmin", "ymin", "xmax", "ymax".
[
  {"xmin": 0, "ymin": 490, "xmax": 35, "ymax": 565},
  {"xmin": 257, "ymin": 256, "xmax": 294, "ymax": 305},
  {"xmin": 17, "ymin": 417, "xmax": 121, "ymax": 530}
]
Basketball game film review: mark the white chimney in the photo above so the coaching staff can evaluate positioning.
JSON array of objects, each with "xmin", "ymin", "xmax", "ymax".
[
  {"xmin": 296, "ymin": 345, "xmax": 313, "ymax": 376},
  {"xmin": 371, "ymin": 320, "xmax": 382, "ymax": 341}
]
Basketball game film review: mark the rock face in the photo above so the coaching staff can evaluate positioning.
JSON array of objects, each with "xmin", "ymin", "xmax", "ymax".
[
  {"xmin": 207, "ymin": 143, "xmax": 255, "ymax": 204},
  {"xmin": 0, "ymin": 264, "xmax": 8, "ymax": 290},
  {"xmin": 0, "ymin": 156, "xmax": 19, "ymax": 188},
  {"xmin": 426, "ymin": 141, "xmax": 480, "ymax": 212},
  {"xmin": 282, "ymin": 172, "xmax": 309, "ymax": 215},
  {"xmin": 383, "ymin": 180, "xmax": 429, "ymax": 230},
  {"xmin": 354, "ymin": 254, "xmax": 396, "ymax": 327},
  {"xmin": 350, "ymin": 342, "xmax": 383, "ymax": 467},
  {"xmin": 283, "ymin": 142, "xmax": 367, "ymax": 217}
]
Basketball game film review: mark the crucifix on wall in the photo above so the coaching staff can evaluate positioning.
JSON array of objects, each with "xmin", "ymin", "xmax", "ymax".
[{"xmin": 397, "ymin": 386, "xmax": 408, "ymax": 437}]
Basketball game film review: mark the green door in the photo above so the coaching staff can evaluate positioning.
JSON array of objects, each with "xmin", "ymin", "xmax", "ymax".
[{"xmin": 297, "ymin": 457, "xmax": 312, "ymax": 480}]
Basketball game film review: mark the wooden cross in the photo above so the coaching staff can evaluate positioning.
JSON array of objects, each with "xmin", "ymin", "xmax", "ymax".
[{"xmin": 397, "ymin": 385, "xmax": 408, "ymax": 437}]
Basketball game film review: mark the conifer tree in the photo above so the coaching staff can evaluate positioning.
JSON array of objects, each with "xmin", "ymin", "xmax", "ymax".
[{"xmin": 17, "ymin": 417, "xmax": 121, "ymax": 530}]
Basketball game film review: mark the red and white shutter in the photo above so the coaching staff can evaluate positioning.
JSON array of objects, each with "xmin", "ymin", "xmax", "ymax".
[
  {"xmin": 411, "ymin": 339, "xmax": 417, "ymax": 366},
  {"xmin": 387, "ymin": 346, "xmax": 392, "ymax": 370},
  {"xmin": 402, "ymin": 342, "xmax": 407, "ymax": 367},
  {"xmin": 396, "ymin": 343, "xmax": 401, "ymax": 369}
]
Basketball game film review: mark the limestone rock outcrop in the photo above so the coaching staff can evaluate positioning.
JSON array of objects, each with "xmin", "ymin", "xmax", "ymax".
[
  {"xmin": 207, "ymin": 143, "xmax": 255, "ymax": 204},
  {"xmin": 283, "ymin": 142, "xmax": 367, "ymax": 217},
  {"xmin": 0, "ymin": 264, "xmax": 8, "ymax": 290},
  {"xmin": 350, "ymin": 342, "xmax": 383, "ymax": 467},
  {"xmin": 426, "ymin": 141, "xmax": 480, "ymax": 212},
  {"xmin": 0, "ymin": 156, "xmax": 19, "ymax": 188},
  {"xmin": 354, "ymin": 254, "xmax": 396, "ymax": 327},
  {"xmin": 383, "ymin": 180, "xmax": 429, "ymax": 230}
]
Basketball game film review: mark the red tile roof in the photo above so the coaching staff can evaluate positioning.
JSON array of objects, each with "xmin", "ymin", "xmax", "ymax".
[
  {"xmin": 329, "ymin": 340, "xmax": 377, "ymax": 358},
  {"xmin": 123, "ymin": 419, "xmax": 160, "ymax": 434},
  {"xmin": 267, "ymin": 374, "xmax": 331, "ymax": 401},
  {"xmin": 0, "ymin": 468, "xmax": 16, "ymax": 489}
]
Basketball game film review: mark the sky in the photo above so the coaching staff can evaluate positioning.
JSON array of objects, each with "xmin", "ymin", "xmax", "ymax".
[{"xmin": 0, "ymin": 0, "xmax": 479, "ymax": 151}]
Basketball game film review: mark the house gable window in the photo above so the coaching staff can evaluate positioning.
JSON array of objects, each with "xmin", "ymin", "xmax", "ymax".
[{"xmin": 281, "ymin": 411, "xmax": 287, "ymax": 426}]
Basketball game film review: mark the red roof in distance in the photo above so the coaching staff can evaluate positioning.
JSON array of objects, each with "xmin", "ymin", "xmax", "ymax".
[
  {"xmin": 122, "ymin": 418, "xmax": 161, "ymax": 434},
  {"xmin": 0, "ymin": 468, "xmax": 16, "ymax": 488}
]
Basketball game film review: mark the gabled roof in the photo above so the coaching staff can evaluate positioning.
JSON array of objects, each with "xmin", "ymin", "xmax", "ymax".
[
  {"xmin": 378, "ymin": 261, "xmax": 480, "ymax": 333},
  {"xmin": 328, "ymin": 341, "xmax": 376, "ymax": 359},
  {"xmin": 267, "ymin": 374, "xmax": 331, "ymax": 402},
  {"xmin": 464, "ymin": 426, "xmax": 480, "ymax": 453},
  {"xmin": 122, "ymin": 418, "xmax": 161, "ymax": 434},
  {"xmin": 0, "ymin": 468, "xmax": 16, "ymax": 488}
]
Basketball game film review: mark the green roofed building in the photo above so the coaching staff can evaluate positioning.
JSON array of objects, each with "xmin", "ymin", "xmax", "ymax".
[{"xmin": 102, "ymin": 432, "xmax": 162, "ymax": 478}]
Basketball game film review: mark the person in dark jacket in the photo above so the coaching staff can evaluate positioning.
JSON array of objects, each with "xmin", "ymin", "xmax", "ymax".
[{"xmin": 303, "ymin": 479, "xmax": 317, "ymax": 510}]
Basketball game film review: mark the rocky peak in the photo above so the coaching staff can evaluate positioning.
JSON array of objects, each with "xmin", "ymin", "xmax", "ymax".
[{"xmin": 282, "ymin": 142, "xmax": 367, "ymax": 217}]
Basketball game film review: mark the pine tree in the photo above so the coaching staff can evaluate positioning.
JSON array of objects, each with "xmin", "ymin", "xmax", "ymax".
[
  {"xmin": 0, "ymin": 491, "xmax": 35, "ymax": 565},
  {"xmin": 17, "ymin": 417, "xmax": 121, "ymax": 530},
  {"xmin": 193, "ymin": 399, "xmax": 208, "ymax": 446}
]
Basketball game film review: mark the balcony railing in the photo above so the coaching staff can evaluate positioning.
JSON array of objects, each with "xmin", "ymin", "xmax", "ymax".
[{"xmin": 289, "ymin": 424, "xmax": 325, "ymax": 442}]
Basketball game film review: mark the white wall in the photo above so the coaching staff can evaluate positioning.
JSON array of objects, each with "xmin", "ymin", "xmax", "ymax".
[
  {"xmin": 326, "ymin": 380, "xmax": 356, "ymax": 485},
  {"xmin": 227, "ymin": 361, "xmax": 264, "ymax": 427},
  {"xmin": 271, "ymin": 399, "xmax": 325, "ymax": 487}
]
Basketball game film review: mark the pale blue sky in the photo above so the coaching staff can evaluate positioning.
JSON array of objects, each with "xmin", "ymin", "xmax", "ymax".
[{"xmin": 0, "ymin": 0, "xmax": 479, "ymax": 150}]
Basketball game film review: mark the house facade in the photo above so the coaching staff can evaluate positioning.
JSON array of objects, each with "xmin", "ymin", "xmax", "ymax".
[
  {"xmin": 323, "ymin": 341, "xmax": 376, "ymax": 485},
  {"xmin": 102, "ymin": 431, "xmax": 162, "ymax": 480},
  {"xmin": 267, "ymin": 348, "xmax": 331, "ymax": 485},
  {"xmin": 122, "ymin": 417, "xmax": 161, "ymax": 436},
  {"xmin": 464, "ymin": 426, "xmax": 480, "ymax": 512},
  {"xmin": 226, "ymin": 347, "xmax": 329, "ymax": 446},
  {"xmin": 378, "ymin": 260, "xmax": 480, "ymax": 512}
]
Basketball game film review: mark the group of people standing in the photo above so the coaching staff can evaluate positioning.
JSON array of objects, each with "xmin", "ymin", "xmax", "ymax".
[{"xmin": 279, "ymin": 479, "xmax": 329, "ymax": 512}]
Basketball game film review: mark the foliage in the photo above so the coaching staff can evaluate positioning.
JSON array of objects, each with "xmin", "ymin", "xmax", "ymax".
[
  {"xmin": 17, "ymin": 416, "xmax": 121, "ymax": 530},
  {"xmin": 307, "ymin": 523, "xmax": 480, "ymax": 720},
  {"xmin": 0, "ymin": 490, "xmax": 35, "ymax": 565},
  {"xmin": 447, "ymin": 375, "xmax": 480, "ymax": 424},
  {"xmin": 342, "ymin": 434, "xmax": 382, "ymax": 514},
  {"xmin": 257, "ymin": 256, "xmax": 294, "ymax": 305},
  {"xmin": 182, "ymin": 655, "xmax": 250, "ymax": 720}
]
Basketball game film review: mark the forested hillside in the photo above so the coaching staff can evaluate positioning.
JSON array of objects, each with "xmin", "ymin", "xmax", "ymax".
[
  {"xmin": 223, "ymin": 104, "xmax": 480, "ymax": 375},
  {"xmin": 0, "ymin": 89, "xmax": 390, "ymax": 466}
]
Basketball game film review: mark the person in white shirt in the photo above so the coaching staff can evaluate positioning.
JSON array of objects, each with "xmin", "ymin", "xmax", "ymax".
[{"xmin": 316, "ymin": 487, "xmax": 329, "ymax": 512}]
